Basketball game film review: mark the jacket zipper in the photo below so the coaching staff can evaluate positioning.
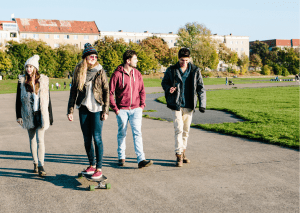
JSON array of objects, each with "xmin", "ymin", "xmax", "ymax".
[{"xmin": 130, "ymin": 71, "xmax": 132, "ymax": 109}]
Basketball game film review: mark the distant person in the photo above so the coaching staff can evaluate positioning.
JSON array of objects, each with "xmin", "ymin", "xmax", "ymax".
[
  {"xmin": 51, "ymin": 83, "xmax": 54, "ymax": 90},
  {"xmin": 295, "ymin": 74, "xmax": 299, "ymax": 81},
  {"xmin": 55, "ymin": 82, "xmax": 59, "ymax": 89},
  {"xmin": 109, "ymin": 50, "xmax": 153, "ymax": 168},
  {"xmin": 69, "ymin": 82, "xmax": 72, "ymax": 89},
  {"xmin": 161, "ymin": 48, "xmax": 206, "ymax": 167},
  {"xmin": 67, "ymin": 43, "xmax": 109, "ymax": 179},
  {"xmin": 226, "ymin": 77, "xmax": 228, "ymax": 85},
  {"xmin": 64, "ymin": 81, "xmax": 66, "ymax": 89},
  {"xmin": 15, "ymin": 55, "xmax": 53, "ymax": 177}
]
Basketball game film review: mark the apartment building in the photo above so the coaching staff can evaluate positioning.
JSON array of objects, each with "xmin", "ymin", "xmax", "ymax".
[
  {"xmin": 0, "ymin": 20, "xmax": 20, "ymax": 50},
  {"xmin": 100, "ymin": 30, "xmax": 178, "ymax": 48},
  {"xmin": 250, "ymin": 39, "xmax": 300, "ymax": 51},
  {"xmin": 212, "ymin": 33, "xmax": 249, "ymax": 57},
  {"xmin": 15, "ymin": 18, "xmax": 99, "ymax": 49}
]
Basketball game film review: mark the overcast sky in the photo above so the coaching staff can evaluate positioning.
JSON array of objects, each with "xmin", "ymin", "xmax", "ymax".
[{"xmin": 0, "ymin": 0, "xmax": 299, "ymax": 41}]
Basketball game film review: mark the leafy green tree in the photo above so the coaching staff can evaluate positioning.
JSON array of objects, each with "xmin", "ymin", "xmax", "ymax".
[
  {"xmin": 0, "ymin": 50, "xmax": 12, "ymax": 79},
  {"xmin": 129, "ymin": 43, "xmax": 159, "ymax": 74},
  {"xmin": 177, "ymin": 22, "xmax": 218, "ymax": 70},
  {"xmin": 56, "ymin": 44, "xmax": 81, "ymax": 78},
  {"xmin": 250, "ymin": 54, "xmax": 262, "ymax": 71},
  {"xmin": 6, "ymin": 40, "xmax": 34, "ymax": 72},
  {"xmin": 141, "ymin": 36, "xmax": 171, "ymax": 66},
  {"xmin": 6, "ymin": 39, "xmax": 58, "ymax": 77},
  {"xmin": 94, "ymin": 36, "xmax": 126, "ymax": 76},
  {"xmin": 250, "ymin": 40, "xmax": 270, "ymax": 65},
  {"xmin": 238, "ymin": 53, "xmax": 250, "ymax": 75},
  {"xmin": 261, "ymin": 65, "xmax": 271, "ymax": 75}
]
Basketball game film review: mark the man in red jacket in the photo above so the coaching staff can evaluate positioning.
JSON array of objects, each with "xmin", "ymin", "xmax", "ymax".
[{"xmin": 109, "ymin": 50, "xmax": 153, "ymax": 168}]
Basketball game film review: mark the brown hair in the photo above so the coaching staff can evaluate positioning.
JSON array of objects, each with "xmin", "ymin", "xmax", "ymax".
[
  {"xmin": 25, "ymin": 67, "xmax": 40, "ymax": 94},
  {"xmin": 123, "ymin": 50, "xmax": 137, "ymax": 64}
]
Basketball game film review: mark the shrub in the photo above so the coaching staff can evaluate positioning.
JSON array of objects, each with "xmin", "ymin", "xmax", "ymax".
[
  {"xmin": 282, "ymin": 67, "xmax": 289, "ymax": 76},
  {"xmin": 261, "ymin": 65, "xmax": 271, "ymax": 75},
  {"xmin": 272, "ymin": 64, "xmax": 282, "ymax": 75}
]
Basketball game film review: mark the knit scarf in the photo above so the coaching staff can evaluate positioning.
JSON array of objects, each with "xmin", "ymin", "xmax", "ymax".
[
  {"xmin": 86, "ymin": 64, "xmax": 102, "ymax": 84},
  {"xmin": 76, "ymin": 59, "xmax": 102, "ymax": 91}
]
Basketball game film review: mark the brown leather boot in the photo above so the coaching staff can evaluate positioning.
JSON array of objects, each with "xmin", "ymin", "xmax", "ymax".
[
  {"xmin": 183, "ymin": 149, "xmax": 190, "ymax": 163},
  {"xmin": 176, "ymin": 153, "xmax": 183, "ymax": 167}
]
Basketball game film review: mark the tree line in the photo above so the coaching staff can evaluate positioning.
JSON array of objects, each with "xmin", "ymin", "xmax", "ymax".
[
  {"xmin": 0, "ymin": 22, "xmax": 298, "ymax": 79},
  {"xmin": 249, "ymin": 40, "xmax": 299, "ymax": 76}
]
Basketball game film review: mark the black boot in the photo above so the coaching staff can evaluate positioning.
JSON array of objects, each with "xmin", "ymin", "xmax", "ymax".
[
  {"xmin": 33, "ymin": 164, "xmax": 38, "ymax": 173},
  {"xmin": 38, "ymin": 166, "xmax": 47, "ymax": 177}
]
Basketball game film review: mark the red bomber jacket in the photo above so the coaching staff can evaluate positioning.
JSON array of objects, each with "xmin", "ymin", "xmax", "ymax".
[{"xmin": 109, "ymin": 65, "xmax": 146, "ymax": 113}]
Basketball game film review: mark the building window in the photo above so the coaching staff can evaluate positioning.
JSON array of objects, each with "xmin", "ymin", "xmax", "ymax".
[
  {"xmin": 54, "ymin": 44, "xmax": 60, "ymax": 48},
  {"xmin": 74, "ymin": 35, "xmax": 78, "ymax": 40},
  {"xmin": 230, "ymin": 41, "xmax": 233, "ymax": 44},
  {"xmin": 236, "ymin": 41, "xmax": 238, "ymax": 44},
  {"xmin": 64, "ymin": 35, "xmax": 70, "ymax": 39},
  {"xmin": 84, "ymin": 35, "xmax": 89, "ymax": 40},
  {"xmin": 241, "ymin": 48, "xmax": 244, "ymax": 51},
  {"xmin": 10, "ymin": 33, "xmax": 17, "ymax": 38},
  {"xmin": 3, "ymin": 33, "xmax": 7, "ymax": 38},
  {"xmin": 45, "ymin": 34, "xmax": 50, "ymax": 39},
  {"xmin": 22, "ymin": 34, "xmax": 27, "ymax": 39},
  {"xmin": 241, "ymin": 41, "xmax": 243, "ymax": 44},
  {"xmin": 94, "ymin": 36, "xmax": 98, "ymax": 40},
  {"xmin": 33, "ymin": 34, "xmax": 39, "ymax": 39},
  {"xmin": 74, "ymin": 44, "xmax": 78, "ymax": 47},
  {"xmin": 236, "ymin": 48, "xmax": 238, "ymax": 51},
  {"xmin": 54, "ymin": 35, "xmax": 59, "ymax": 39}
]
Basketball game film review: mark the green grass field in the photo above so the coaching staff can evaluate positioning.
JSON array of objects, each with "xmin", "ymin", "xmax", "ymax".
[
  {"xmin": 157, "ymin": 86, "xmax": 299, "ymax": 149},
  {"xmin": 0, "ymin": 76, "xmax": 293, "ymax": 94}
]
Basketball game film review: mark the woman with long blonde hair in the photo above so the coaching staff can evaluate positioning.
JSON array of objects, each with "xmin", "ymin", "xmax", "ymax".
[{"xmin": 67, "ymin": 43, "xmax": 109, "ymax": 179}]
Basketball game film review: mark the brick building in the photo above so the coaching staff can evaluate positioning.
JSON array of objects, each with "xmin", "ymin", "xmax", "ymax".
[
  {"xmin": 15, "ymin": 18, "xmax": 100, "ymax": 49},
  {"xmin": 250, "ymin": 39, "xmax": 300, "ymax": 51}
]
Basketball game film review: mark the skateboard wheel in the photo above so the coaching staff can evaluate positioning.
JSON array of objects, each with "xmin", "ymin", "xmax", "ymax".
[
  {"xmin": 106, "ymin": 183, "xmax": 111, "ymax": 189},
  {"xmin": 78, "ymin": 173, "xmax": 83, "ymax": 178},
  {"xmin": 89, "ymin": 185, "xmax": 95, "ymax": 191}
]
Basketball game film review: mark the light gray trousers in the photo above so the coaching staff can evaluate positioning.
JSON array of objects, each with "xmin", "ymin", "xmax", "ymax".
[{"xmin": 27, "ymin": 127, "xmax": 45, "ymax": 166}]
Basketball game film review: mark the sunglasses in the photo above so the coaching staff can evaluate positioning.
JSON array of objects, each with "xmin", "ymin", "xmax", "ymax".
[{"xmin": 89, "ymin": 55, "xmax": 98, "ymax": 59}]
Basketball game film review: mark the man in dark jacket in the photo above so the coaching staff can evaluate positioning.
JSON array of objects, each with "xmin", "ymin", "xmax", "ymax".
[
  {"xmin": 161, "ymin": 48, "xmax": 206, "ymax": 167},
  {"xmin": 109, "ymin": 50, "xmax": 153, "ymax": 169}
]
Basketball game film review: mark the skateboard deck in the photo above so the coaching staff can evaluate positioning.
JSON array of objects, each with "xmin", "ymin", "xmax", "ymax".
[{"xmin": 78, "ymin": 172, "xmax": 111, "ymax": 191}]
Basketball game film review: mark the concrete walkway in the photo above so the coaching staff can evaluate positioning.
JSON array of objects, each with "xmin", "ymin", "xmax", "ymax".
[{"xmin": 0, "ymin": 82, "xmax": 298, "ymax": 213}]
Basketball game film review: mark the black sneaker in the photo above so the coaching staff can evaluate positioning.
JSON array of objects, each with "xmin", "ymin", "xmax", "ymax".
[
  {"xmin": 118, "ymin": 159, "xmax": 125, "ymax": 166},
  {"xmin": 138, "ymin": 160, "xmax": 153, "ymax": 168}
]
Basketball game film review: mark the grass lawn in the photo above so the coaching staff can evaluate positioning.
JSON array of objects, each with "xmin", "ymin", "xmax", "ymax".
[
  {"xmin": 157, "ymin": 86, "xmax": 299, "ymax": 149},
  {"xmin": 0, "ymin": 76, "xmax": 295, "ymax": 93}
]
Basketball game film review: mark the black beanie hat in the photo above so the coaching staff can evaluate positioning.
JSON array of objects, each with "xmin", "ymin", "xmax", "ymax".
[{"xmin": 82, "ymin": 43, "xmax": 98, "ymax": 59}]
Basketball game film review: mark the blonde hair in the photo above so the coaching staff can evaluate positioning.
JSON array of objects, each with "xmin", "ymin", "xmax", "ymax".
[{"xmin": 74, "ymin": 58, "xmax": 99, "ymax": 91}]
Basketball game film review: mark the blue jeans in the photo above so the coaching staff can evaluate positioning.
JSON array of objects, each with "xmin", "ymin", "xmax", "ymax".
[
  {"xmin": 116, "ymin": 108, "xmax": 145, "ymax": 163},
  {"xmin": 79, "ymin": 106, "xmax": 103, "ymax": 169}
]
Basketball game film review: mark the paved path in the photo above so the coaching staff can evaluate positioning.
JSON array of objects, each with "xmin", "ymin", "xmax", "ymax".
[{"xmin": 0, "ymin": 82, "xmax": 298, "ymax": 213}]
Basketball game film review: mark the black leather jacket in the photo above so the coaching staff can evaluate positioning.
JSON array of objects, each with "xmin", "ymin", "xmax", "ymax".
[{"xmin": 161, "ymin": 62, "xmax": 206, "ymax": 111}]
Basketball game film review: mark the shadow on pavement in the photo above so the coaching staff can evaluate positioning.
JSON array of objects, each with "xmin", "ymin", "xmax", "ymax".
[{"xmin": 0, "ymin": 167, "xmax": 86, "ymax": 191}]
